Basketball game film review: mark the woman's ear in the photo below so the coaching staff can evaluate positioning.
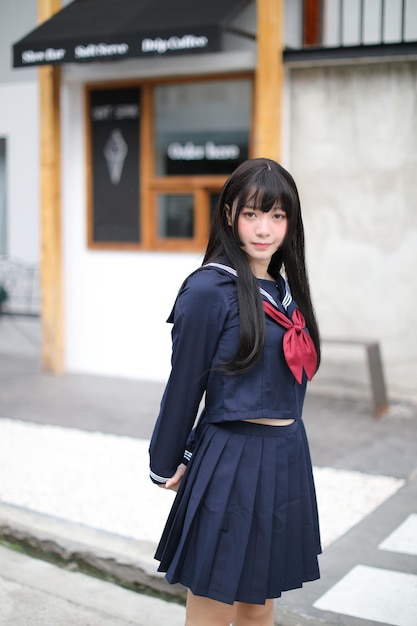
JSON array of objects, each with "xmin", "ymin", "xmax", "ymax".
[{"xmin": 225, "ymin": 204, "xmax": 232, "ymax": 227}]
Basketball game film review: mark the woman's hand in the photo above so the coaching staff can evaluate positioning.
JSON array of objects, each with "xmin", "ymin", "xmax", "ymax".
[{"xmin": 161, "ymin": 463, "xmax": 187, "ymax": 492}]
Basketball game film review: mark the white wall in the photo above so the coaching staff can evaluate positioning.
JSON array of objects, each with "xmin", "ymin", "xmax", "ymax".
[
  {"xmin": 0, "ymin": 0, "xmax": 39, "ymax": 262},
  {"xmin": 61, "ymin": 82, "xmax": 202, "ymax": 381},
  {"xmin": 59, "ymin": 42, "xmax": 255, "ymax": 383},
  {"xmin": 289, "ymin": 61, "xmax": 417, "ymax": 398},
  {"xmin": 0, "ymin": 0, "xmax": 83, "ymax": 264},
  {"xmin": 0, "ymin": 0, "xmax": 37, "ymax": 85},
  {"xmin": 0, "ymin": 81, "xmax": 39, "ymax": 263}
]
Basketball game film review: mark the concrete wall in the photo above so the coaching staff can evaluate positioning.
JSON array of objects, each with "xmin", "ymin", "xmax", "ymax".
[{"xmin": 289, "ymin": 61, "xmax": 417, "ymax": 398}]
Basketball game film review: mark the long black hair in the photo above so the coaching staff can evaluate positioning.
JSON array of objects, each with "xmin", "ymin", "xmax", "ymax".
[{"xmin": 203, "ymin": 157, "xmax": 321, "ymax": 374}]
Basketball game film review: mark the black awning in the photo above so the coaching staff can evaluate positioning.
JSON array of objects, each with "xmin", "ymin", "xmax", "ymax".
[{"xmin": 13, "ymin": 0, "xmax": 247, "ymax": 68}]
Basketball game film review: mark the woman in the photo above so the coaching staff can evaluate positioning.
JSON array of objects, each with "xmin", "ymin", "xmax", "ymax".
[{"xmin": 149, "ymin": 158, "xmax": 321, "ymax": 626}]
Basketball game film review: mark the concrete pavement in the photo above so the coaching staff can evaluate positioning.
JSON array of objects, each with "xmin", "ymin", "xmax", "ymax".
[
  {"xmin": 0, "ymin": 543, "xmax": 185, "ymax": 625},
  {"xmin": 0, "ymin": 324, "xmax": 417, "ymax": 625}
]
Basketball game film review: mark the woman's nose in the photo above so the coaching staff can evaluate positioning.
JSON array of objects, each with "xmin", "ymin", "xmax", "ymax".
[{"xmin": 255, "ymin": 215, "xmax": 271, "ymax": 236}]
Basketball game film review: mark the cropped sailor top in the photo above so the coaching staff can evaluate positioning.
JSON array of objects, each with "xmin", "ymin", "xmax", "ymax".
[{"xmin": 149, "ymin": 264, "xmax": 315, "ymax": 483}]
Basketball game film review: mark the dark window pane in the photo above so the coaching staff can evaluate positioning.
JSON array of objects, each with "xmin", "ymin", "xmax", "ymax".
[
  {"xmin": 157, "ymin": 194, "xmax": 194, "ymax": 239},
  {"xmin": 210, "ymin": 192, "xmax": 221, "ymax": 223},
  {"xmin": 155, "ymin": 80, "xmax": 250, "ymax": 177}
]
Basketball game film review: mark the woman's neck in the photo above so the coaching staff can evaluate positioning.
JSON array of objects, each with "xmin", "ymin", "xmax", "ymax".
[{"xmin": 249, "ymin": 260, "xmax": 273, "ymax": 281}]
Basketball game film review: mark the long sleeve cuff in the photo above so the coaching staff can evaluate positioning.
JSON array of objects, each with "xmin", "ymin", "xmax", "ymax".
[
  {"xmin": 183, "ymin": 448, "xmax": 192, "ymax": 465},
  {"xmin": 149, "ymin": 469, "xmax": 170, "ymax": 485}
]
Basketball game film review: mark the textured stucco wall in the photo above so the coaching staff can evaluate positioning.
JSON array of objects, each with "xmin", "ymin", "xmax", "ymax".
[{"xmin": 289, "ymin": 61, "xmax": 417, "ymax": 398}]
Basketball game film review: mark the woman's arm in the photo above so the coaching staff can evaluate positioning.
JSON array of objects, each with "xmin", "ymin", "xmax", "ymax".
[{"xmin": 149, "ymin": 271, "xmax": 230, "ymax": 483}]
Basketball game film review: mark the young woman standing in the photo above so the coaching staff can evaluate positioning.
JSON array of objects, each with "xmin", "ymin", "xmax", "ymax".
[{"xmin": 149, "ymin": 158, "xmax": 321, "ymax": 626}]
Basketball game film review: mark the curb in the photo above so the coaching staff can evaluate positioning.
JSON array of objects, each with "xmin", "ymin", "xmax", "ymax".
[
  {"xmin": 0, "ymin": 502, "xmax": 325, "ymax": 625},
  {"xmin": 4, "ymin": 493, "xmax": 417, "ymax": 626},
  {"xmin": 0, "ymin": 502, "xmax": 186, "ymax": 604}
]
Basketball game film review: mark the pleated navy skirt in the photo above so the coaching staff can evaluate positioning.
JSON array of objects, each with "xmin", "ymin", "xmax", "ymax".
[{"xmin": 155, "ymin": 419, "xmax": 321, "ymax": 605}]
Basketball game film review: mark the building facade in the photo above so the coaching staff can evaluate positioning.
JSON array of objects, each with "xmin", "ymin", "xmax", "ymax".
[{"xmin": 2, "ymin": 0, "xmax": 417, "ymax": 400}]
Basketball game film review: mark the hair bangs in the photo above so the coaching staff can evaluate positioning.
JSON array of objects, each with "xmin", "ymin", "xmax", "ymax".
[
  {"xmin": 237, "ymin": 165, "xmax": 295, "ymax": 219},
  {"xmin": 202, "ymin": 157, "xmax": 320, "ymax": 373}
]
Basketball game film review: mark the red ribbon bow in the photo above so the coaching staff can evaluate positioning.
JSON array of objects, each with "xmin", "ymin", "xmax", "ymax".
[{"xmin": 263, "ymin": 300, "xmax": 317, "ymax": 384}]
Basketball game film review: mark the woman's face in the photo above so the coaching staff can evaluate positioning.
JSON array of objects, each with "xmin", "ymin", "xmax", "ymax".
[{"xmin": 231, "ymin": 201, "xmax": 288, "ymax": 277}]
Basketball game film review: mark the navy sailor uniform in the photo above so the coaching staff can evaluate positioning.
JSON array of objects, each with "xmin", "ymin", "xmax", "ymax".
[{"xmin": 149, "ymin": 264, "xmax": 321, "ymax": 605}]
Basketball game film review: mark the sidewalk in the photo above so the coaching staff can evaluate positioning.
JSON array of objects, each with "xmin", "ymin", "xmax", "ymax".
[
  {"xmin": 0, "ymin": 343, "xmax": 417, "ymax": 625},
  {"xmin": 0, "ymin": 543, "xmax": 186, "ymax": 626}
]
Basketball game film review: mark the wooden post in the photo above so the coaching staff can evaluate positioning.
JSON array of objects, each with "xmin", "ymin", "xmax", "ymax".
[
  {"xmin": 253, "ymin": 0, "xmax": 284, "ymax": 160},
  {"xmin": 38, "ymin": 0, "xmax": 63, "ymax": 373}
]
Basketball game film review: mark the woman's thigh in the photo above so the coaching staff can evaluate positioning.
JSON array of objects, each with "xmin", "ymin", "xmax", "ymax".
[
  {"xmin": 234, "ymin": 599, "xmax": 274, "ymax": 625},
  {"xmin": 185, "ymin": 591, "xmax": 274, "ymax": 626},
  {"xmin": 185, "ymin": 590, "xmax": 236, "ymax": 626}
]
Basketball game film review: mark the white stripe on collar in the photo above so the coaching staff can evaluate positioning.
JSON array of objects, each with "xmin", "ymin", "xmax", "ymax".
[{"xmin": 204, "ymin": 262, "xmax": 292, "ymax": 311}]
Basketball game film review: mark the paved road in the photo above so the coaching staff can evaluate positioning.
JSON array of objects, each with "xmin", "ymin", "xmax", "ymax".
[
  {"xmin": 0, "ymin": 347, "xmax": 417, "ymax": 625},
  {"xmin": 0, "ymin": 544, "xmax": 185, "ymax": 625}
]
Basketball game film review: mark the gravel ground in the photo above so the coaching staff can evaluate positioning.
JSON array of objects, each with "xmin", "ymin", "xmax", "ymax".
[{"xmin": 0, "ymin": 417, "xmax": 404, "ymax": 550}]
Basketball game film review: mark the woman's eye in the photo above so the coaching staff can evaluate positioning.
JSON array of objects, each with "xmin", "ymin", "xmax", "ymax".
[{"xmin": 274, "ymin": 213, "xmax": 286, "ymax": 220}]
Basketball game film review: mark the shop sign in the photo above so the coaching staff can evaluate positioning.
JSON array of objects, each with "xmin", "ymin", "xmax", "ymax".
[
  {"xmin": 21, "ymin": 47, "xmax": 66, "ymax": 64},
  {"xmin": 167, "ymin": 141, "xmax": 240, "ymax": 161},
  {"xmin": 89, "ymin": 88, "xmax": 141, "ymax": 243},
  {"xmin": 141, "ymin": 34, "xmax": 208, "ymax": 54},
  {"xmin": 165, "ymin": 136, "xmax": 247, "ymax": 175},
  {"xmin": 14, "ymin": 27, "xmax": 220, "ymax": 67},
  {"xmin": 75, "ymin": 42, "xmax": 129, "ymax": 60}
]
